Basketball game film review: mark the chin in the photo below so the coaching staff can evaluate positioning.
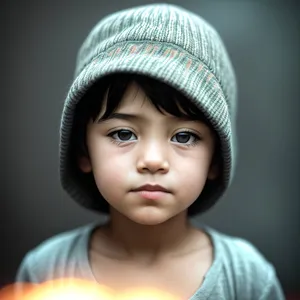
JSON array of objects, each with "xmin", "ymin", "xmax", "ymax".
[
  {"xmin": 127, "ymin": 209, "xmax": 173, "ymax": 226},
  {"xmin": 134, "ymin": 218, "xmax": 167, "ymax": 226}
]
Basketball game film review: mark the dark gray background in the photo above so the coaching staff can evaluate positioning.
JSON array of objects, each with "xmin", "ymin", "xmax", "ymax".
[{"xmin": 1, "ymin": 0, "xmax": 300, "ymax": 296}]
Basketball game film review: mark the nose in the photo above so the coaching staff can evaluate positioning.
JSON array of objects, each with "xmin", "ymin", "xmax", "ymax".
[{"xmin": 136, "ymin": 140, "xmax": 170, "ymax": 174}]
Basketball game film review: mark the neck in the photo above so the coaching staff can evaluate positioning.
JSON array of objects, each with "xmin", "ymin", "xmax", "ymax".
[{"xmin": 104, "ymin": 209, "xmax": 193, "ymax": 261}]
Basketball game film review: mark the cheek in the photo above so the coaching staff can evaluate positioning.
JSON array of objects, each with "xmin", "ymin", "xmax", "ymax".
[
  {"xmin": 178, "ymin": 163, "xmax": 207, "ymax": 189},
  {"xmin": 174, "ymin": 150, "xmax": 213, "ymax": 198},
  {"xmin": 88, "ymin": 141, "xmax": 130, "ymax": 193}
]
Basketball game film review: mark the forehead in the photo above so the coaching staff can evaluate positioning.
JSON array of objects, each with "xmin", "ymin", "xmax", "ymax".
[
  {"xmin": 92, "ymin": 75, "xmax": 215, "ymax": 132},
  {"xmin": 116, "ymin": 81, "xmax": 151, "ymax": 110},
  {"xmin": 97, "ymin": 83, "xmax": 215, "ymax": 137},
  {"xmin": 97, "ymin": 81, "xmax": 157, "ymax": 121},
  {"xmin": 99, "ymin": 81, "xmax": 191, "ymax": 120}
]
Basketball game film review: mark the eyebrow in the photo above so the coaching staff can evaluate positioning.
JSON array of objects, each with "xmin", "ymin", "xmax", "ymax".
[
  {"xmin": 97, "ymin": 112, "xmax": 199, "ymax": 123},
  {"xmin": 97, "ymin": 113, "xmax": 142, "ymax": 123}
]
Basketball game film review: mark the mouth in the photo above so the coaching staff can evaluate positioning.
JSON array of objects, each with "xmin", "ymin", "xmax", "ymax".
[
  {"xmin": 131, "ymin": 184, "xmax": 171, "ymax": 200},
  {"xmin": 132, "ymin": 184, "xmax": 170, "ymax": 193}
]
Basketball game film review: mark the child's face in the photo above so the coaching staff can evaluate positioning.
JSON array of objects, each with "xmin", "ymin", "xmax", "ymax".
[{"xmin": 79, "ymin": 82, "xmax": 217, "ymax": 225}]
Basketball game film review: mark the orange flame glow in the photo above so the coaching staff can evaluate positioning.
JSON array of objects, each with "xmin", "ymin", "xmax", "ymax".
[{"xmin": 0, "ymin": 279, "xmax": 181, "ymax": 300}]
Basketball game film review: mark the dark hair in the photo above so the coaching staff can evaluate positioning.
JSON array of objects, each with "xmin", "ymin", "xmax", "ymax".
[{"xmin": 69, "ymin": 73, "xmax": 222, "ymax": 216}]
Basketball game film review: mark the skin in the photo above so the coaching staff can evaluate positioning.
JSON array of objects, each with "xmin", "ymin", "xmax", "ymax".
[{"xmin": 78, "ymin": 81, "xmax": 218, "ymax": 295}]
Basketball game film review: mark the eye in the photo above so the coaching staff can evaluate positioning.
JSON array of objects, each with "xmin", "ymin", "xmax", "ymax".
[
  {"xmin": 171, "ymin": 131, "xmax": 200, "ymax": 145},
  {"xmin": 109, "ymin": 129, "xmax": 137, "ymax": 141}
]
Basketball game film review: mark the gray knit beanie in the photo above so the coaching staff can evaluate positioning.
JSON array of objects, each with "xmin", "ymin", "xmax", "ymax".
[{"xmin": 60, "ymin": 3, "xmax": 237, "ymax": 215}]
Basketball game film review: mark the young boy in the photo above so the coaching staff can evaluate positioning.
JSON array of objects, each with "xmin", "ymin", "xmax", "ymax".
[{"xmin": 15, "ymin": 3, "xmax": 284, "ymax": 299}]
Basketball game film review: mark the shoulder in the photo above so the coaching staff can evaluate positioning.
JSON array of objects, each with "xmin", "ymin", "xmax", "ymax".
[
  {"xmin": 213, "ymin": 229, "xmax": 270, "ymax": 273},
  {"xmin": 206, "ymin": 227, "xmax": 285, "ymax": 299},
  {"xmin": 16, "ymin": 223, "xmax": 96, "ymax": 283}
]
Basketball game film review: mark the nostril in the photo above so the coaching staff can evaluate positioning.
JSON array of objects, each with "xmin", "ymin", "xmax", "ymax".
[{"xmin": 137, "ymin": 160, "xmax": 170, "ymax": 174}]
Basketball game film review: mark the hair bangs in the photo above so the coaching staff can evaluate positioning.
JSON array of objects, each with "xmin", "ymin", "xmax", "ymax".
[{"xmin": 92, "ymin": 73, "xmax": 209, "ymax": 125}]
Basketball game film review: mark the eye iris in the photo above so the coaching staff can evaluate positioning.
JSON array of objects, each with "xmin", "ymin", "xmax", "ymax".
[
  {"xmin": 176, "ymin": 132, "xmax": 190, "ymax": 143},
  {"xmin": 118, "ymin": 130, "xmax": 132, "ymax": 140}
]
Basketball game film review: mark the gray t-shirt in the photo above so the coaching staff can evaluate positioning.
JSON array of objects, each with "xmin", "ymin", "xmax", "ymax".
[{"xmin": 16, "ymin": 223, "xmax": 285, "ymax": 299}]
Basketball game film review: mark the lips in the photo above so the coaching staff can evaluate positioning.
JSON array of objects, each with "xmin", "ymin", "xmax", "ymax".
[
  {"xmin": 132, "ymin": 184, "xmax": 170, "ymax": 193},
  {"xmin": 131, "ymin": 184, "xmax": 171, "ymax": 200}
]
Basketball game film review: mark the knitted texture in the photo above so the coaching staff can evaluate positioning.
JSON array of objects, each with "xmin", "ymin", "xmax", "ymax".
[{"xmin": 60, "ymin": 3, "xmax": 237, "ymax": 215}]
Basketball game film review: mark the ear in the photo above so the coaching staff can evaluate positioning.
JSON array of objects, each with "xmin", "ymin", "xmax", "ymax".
[
  {"xmin": 207, "ymin": 162, "xmax": 219, "ymax": 180},
  {"xmin": 78, "ymin": 156, "xmax": 92, "ymax": 173}
]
